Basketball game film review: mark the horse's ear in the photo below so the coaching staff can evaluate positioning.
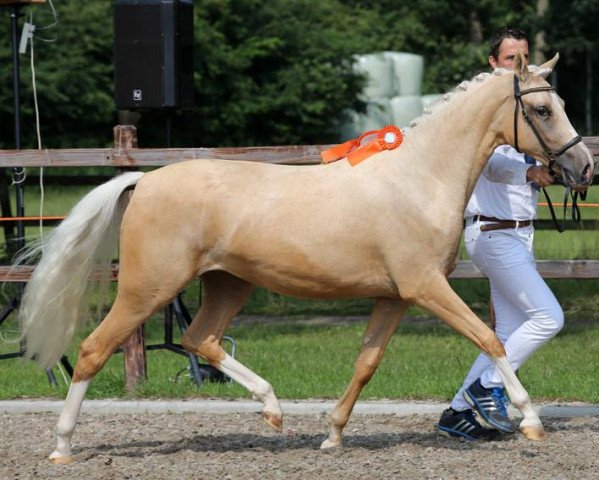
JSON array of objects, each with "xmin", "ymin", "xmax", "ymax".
[
  {"xmin": 536, "ymin": 53, "xmax": 559, "ymax": 78},
  {"xmin": 514, "ymin": 50, "xmax": 530, "ymax": 82}
]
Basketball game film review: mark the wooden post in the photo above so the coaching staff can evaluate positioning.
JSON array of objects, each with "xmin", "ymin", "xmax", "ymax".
[{"xmin": 115, "ymin": 125, "xmax": 147, "ymax": 391}]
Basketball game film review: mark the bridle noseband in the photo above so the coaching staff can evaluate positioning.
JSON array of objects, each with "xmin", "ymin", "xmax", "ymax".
[{"xmin": 513, "ymin": 75, "xmax": 582, "ymax": 173}]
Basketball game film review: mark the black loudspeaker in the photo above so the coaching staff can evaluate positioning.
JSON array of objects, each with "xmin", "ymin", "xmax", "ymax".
[{"xmin": 114, "ymin": 0, "xmax": 194, "ymax": 110}]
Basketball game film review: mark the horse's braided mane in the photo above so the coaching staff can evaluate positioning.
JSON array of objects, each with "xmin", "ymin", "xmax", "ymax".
[{"xmin": 406, "ymin": 65, "xmax": 550, "ymax": 131}]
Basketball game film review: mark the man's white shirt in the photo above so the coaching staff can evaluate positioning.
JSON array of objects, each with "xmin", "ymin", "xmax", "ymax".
[{"xmin": 464, "ymin": 145, "xmax": 539, "ymax": 221}]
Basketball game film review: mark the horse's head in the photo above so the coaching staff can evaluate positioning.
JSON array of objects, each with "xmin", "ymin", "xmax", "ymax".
[{"xmin": 508, "ymin": 52, "xmax": 595, "ymax": 189}]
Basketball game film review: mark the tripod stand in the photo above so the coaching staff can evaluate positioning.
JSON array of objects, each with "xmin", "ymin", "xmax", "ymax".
[
  {"xmin": 154, "ymin": 114, "xmax": 234, "ymax": 385},
  {"xmin": 149, "ymin": 292, "xmax": 234, "ymax": 385},
  {"xmin": 0, "ymin": 2, "xmax": 73, "ymax": 384}
]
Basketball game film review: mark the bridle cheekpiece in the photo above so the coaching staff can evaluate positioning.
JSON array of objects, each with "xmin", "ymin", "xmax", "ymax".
[
  {"xmin": 513, "ymin": 75, "xmax": 582, "ymax": 174},
  {"xmin": 513, "ymin": 74, "xmax": 587, "ymax": 233}
]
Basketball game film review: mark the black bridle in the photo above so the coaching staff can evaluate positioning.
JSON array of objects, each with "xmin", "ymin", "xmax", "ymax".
[
  {"xmin": 513, "ymin": 75, "xmax": 586, "ymax": 232},
  {"xmin": 513, "ymin": 75, "xmax": 582, "ymax": 172}
]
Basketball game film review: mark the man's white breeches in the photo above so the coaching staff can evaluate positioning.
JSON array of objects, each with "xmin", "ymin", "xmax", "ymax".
[{"xmin": 450, "ymin": 220, "xmax": 564, "ymax": 411}]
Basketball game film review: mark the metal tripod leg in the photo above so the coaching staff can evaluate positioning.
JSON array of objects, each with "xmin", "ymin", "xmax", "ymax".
[
  {"xmin": 168, "ymin": 296, "xmax": 205, "ymax": 386},
  {"xmin": 0, "ymin": 296, "xmax": 73, "ymax": 385}
]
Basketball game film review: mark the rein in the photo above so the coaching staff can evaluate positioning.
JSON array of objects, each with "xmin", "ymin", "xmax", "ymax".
[
  {"xmin": 541, "ymin": 185, "xmax": 586, "ymax": 233},
  {"xmin": 513, "ymin": 75, "xmax": 585, "ymax": 232}
]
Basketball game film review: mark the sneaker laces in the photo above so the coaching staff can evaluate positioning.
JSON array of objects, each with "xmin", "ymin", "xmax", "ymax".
[{"xmin": 491, "ymin": 387, "xmax": 509, "ymax": 417}]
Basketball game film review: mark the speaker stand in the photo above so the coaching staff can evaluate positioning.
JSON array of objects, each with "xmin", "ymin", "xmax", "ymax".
[{"xmin": 0, "ymin": 2, "xmax": 73, "ymax": 385}]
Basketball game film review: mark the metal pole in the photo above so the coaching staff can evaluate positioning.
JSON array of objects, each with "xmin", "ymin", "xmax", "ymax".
[
  {"xmin": 9, "ymin": 4, "xmax": 26, "ymax": 252},
  {"xmin": 4, "ymin": 3, "xmax": 61, "ymax": 386}
]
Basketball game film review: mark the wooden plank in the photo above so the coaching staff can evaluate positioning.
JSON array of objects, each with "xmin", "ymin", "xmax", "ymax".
[
  {"xmin": 0, "ymin": 140, "xmax": 597, "ymax": 169},
  {"xmin": 449, "ymin": 261, "xmax": 485, "ymax": 279},
  {"xmin": 0, "ymin": 145, "xmax": 329, "ymax": 167},
  {"xmin": 0, "ymin": 264, "xmax": 118, "ymax": 282},
  {"xmin": 531, "ymin": 260, "xmax": 599, "ymax": 279},
  {"xmin": 2, "ymin": 260, "xmax": 598, "ymax": 282},
  {"xmin": 448, "ymin": 260, "xmax": 599, "ymax": 279},
  {"xmin": 0, "ymin": 0, "xmax": 46, "ymax": 5}
]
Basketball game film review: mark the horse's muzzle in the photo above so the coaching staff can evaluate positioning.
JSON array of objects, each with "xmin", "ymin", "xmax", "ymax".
[
  {"xmin": 561, "ymin": 161, "xmax": 594, "ymax": 190},
  {"xmin": 557, "ymin": 144, "xmax": 596, "ymax": 189}
]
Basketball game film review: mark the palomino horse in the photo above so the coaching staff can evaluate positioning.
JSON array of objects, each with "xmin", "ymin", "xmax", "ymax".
[{"xmin": 20, "ymin": 54, "xmax": 594, "ymax": 463}]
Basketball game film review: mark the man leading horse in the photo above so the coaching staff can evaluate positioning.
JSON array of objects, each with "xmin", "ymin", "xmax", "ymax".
[{"xmin": 438, "ymin": 27, "xmax": 585, "ymax": 441}]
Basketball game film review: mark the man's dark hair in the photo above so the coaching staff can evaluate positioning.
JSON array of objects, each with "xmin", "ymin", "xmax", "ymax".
[{"xmin": 489, "ymin": 27, "xmax": 529, "ymax": 59}]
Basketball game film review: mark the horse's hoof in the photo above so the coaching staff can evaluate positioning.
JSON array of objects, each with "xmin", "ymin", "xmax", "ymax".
[
  {"xmin": 49, "ymin": 453, "xmax": 75, "ymax": 464},
  {"xmin": 263, "ymin": 411, "xmax": 283, "ymax": 432},
  {"xmin": 320, "ymin": 438, "xmax": 342, "ymax": 450},
  {"xmin": 520, "ymin": 424, "xmax": 546, "ymax": 441}
]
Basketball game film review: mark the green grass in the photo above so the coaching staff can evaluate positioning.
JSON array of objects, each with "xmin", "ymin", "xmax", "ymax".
[{"xmin": 1, "ymin": 315, "xmax": 598, "ymax": 403}]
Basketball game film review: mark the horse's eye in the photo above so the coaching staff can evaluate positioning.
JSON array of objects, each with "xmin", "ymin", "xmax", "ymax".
[{"xmin": 536, "ymin": 106, "xmax": 550, "ymax": 117}]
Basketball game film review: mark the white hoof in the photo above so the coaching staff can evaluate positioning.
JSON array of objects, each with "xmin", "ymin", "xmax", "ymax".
[
  {"xmin": 520, "ymin": 424, "xmax": 546, "ymax": 441},
  {"xmin": 320, "ymin": 438, "xmax": 342, "ymax": 449},
  {"xmin": 49, "ymin": 451, "xmax": 75, "ymax": 464}
]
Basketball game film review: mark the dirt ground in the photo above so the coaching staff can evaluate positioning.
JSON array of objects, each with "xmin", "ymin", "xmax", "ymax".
[{"xmin": 1, "ymin": 411, "xmax": 598, "ymax": 480}]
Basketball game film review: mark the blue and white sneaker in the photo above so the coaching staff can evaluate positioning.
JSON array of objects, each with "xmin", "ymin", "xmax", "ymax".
[
  {"xmin": 437, "ymin": 408, "xmax": 500, "ymax": 441},
  {"xmin": 463, "ymin": 378, "xmax": 515, "ymax": 433}
]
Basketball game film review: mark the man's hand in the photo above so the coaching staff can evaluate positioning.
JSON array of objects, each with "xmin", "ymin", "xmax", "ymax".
[{"xmin": 526, "ymin": 165, "xmax": 554, "ymax": 187}]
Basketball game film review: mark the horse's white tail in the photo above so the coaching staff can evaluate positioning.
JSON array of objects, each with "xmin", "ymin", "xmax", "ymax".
[{"xmin": 19, "ymin": 171, "xmax": 144, "ymax": 368}]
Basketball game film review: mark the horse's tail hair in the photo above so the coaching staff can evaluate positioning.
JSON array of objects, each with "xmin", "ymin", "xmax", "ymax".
[{"xmin": 18, "ymin": 171, "xmax": 144, "ymax": 369}]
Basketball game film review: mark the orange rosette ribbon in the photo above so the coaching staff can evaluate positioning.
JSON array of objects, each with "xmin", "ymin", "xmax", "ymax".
[{"xmin": 321, "ymin": 125, "xmax": 403, "ymax": 166}]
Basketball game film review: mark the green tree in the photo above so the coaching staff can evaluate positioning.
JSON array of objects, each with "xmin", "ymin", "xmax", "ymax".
[
  {"xmin": 344, "ymin": 0, "xmax": 538, "ymax": 93},
  {"xmin": 190, "ymin": 0, "xmax": 377, "ymax": 146},
  {"xmin": 0, "ymin": 2, "xmax": 115, "ymax": 149},
  {"xmin": 0, "ymin": 0, "xmax": 373, "ymax": 148},
  {"xmin": 0, "ymin": 0, "xmax": 593, "ymax": 148},
  {"xmin": 544, "ymin": 0, "xmax": 599, "ymax": 134}
]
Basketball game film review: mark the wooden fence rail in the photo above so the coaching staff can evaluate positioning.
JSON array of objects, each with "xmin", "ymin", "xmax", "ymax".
[
  {"xmin": 1, "ymin": 136, "xmax": 598, "ymax": 167},
  {"xmin": 2, "ymin": 260, "xmax": 598, "ymax": 283}
]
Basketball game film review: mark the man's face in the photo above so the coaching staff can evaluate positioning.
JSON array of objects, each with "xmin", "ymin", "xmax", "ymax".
[{"xmin": 489, "ymin": 38, "xmax": 529, "ymax": 69}]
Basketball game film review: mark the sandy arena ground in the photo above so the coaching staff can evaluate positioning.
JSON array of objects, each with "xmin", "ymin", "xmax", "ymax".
[{"xmin": 1, "ymin": 410, "xmax": 598, "ymax": 479}]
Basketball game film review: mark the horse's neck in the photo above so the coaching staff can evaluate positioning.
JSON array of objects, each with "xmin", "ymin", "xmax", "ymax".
[{"xmin": 399, "ymin": 75, "xmax": 511, "ymax": 205}]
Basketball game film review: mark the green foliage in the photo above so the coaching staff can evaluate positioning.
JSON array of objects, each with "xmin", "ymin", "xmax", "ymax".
[
  {"xmin": 5, "ymin": 0, "xmax": 590, "ymax": 150},
  {"xmin": 0, "ymin": 3, "xmax": 116, "ymax": 149},
  {"xmin": 191, "ymin": 0, "xmax": 390, "ymax": 146},
  {"xmin": 544, "ymin": 0, "xmax": 599, "ymax": 134},
  {"xmin": 343, "ymin": 0, "xmax": 538, "ymax": 93}
]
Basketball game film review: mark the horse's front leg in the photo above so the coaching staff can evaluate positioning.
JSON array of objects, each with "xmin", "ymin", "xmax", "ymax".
[
  {"xmin": 412, "ymin": 274, "xmax": 544, "ymax": 440},
  {"xmin": 321, "ymin": 297, "xmax": 408, "ymax": 449},
  {"xmin": 181, "ymin": 271, "xmax": 283, "ymax": 432}
]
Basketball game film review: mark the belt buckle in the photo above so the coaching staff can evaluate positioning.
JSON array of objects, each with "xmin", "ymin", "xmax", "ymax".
[{"xmin": 515, "ymin": 220, "xmax": 520, "ymax": 229}]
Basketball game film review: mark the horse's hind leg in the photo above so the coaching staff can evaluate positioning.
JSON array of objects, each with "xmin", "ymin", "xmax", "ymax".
[
  {"xmin": 50, "ymin": 261, "xmax": 196, "ymax": 463},
  {"xmin": 48, "ymin": 301, "xmax": 136, "ymax": 462},
  {"xmin": 321, "ymin": 297, "xmax": 408, "ymax": 449},
  {"xmin": 181, "ymin": 271, "xmax": 283, "ymax": 431},
  {"xmin": 411, "ymin": 274, "xmax": 544, "ymax": 440}
]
